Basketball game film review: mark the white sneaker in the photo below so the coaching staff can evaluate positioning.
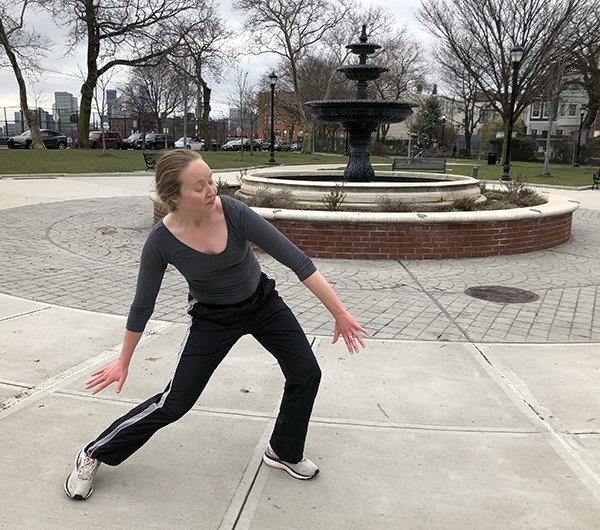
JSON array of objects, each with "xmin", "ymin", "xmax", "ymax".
[
  {"xmin": 263, "ymin": 443, "xmax": 319, "ymax": 480},
  {"xmin": 64, "ymin": 449, "xmax": 100, "ymax": 500}
]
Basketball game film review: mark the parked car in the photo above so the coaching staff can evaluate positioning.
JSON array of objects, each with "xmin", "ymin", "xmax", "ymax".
[
  {"xmin": 221, "ymin": 139, "xmax": 241, "ymax": 151},
  {"xmin": 221, "ymin": 138, "xmax": 263, "ymax": 151},
  {"xmin": 175, "ymin": 136, "xmax": 205, "ymax": 150},
  {"xmin": 134, "ymin": 133, "xmax": 175, "ymax": 150},
  {"xmin": 7, "ymin": 129, "xmax": 68, "ymax": 149},
  {"xmin": 89, "ymin": 131, "xmax": 122, "ymax": 149},
  {"xmin": 121, "ymin": 132, "xmax": 143, "ymax": 150},
  {"xmin": 274, "ymin": 140, "xmax": 291, "ymax": 151}
]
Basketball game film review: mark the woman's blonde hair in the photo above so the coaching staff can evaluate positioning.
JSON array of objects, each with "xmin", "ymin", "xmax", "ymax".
[{"xmin": 155, "ymin": 149, "xmax": 203, "ymax": 211}]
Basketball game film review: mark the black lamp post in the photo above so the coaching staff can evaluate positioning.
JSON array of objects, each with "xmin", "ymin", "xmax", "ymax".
[
  {"xmin": 441, "ymin": 115, "xmax": 446, "ymax": 149},
  {"xmin": 574, "ymin": 107, "xmax": 586, "ymax": 167},
  {"xmin": 267, "ymin": 71, "xmax": 278, "ymax": 165},
  {"xmin": 500, "ymin": 45, "xmax": 524, "ymax": 182}
]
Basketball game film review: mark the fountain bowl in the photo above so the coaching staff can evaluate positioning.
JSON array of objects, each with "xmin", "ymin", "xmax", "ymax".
[
  {"xmin": 304, "ymin": 100, "xmax": 417, "ymax": 129},
  {"xmin": 236, "ymin": 169, "xmax": 485, "ymax": 211}
]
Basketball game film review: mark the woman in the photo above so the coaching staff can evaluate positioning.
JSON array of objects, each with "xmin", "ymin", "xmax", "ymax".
[{"xmin": 65, "ymin": 150, "xmax": 367, "ymax": 500}]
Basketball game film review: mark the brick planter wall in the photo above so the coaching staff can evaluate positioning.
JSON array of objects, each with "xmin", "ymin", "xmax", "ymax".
[
  {"xmin": 152, "ymin": 195, "xmax": 577, "ymax": 260},
  {"xmin": 265, "ymin": 215, "xmax": 573, "ymax": 260}
]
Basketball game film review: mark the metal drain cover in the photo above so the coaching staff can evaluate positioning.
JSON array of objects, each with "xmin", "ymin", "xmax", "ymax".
[{"xmin": 464, "ymin": 285, "xmax": 539, "ymax": 304}]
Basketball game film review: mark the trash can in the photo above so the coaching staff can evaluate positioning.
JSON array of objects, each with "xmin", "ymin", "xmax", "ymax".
[{"xmin": 487, "ymin": 152, "xmax": 497, "ymax": 165}]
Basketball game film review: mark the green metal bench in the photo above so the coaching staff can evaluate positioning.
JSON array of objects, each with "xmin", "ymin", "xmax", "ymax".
[
  {"xmin": 392, "ymin": 157, "xmax": 446, "ymax": 172},
  {"xmin": 143, "ymin": 152, "xmax": 161, "ymax": 171}
]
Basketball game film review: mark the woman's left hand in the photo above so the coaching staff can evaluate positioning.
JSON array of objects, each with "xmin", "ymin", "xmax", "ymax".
[{"xmin": 332, "ymin": 310, "xmax": 368, "ymax": 354}]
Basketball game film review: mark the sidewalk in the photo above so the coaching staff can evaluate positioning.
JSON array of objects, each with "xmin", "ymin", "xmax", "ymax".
[{"xmin": 1, "ymin": 168, "xmax": 600, "ymax": 529}]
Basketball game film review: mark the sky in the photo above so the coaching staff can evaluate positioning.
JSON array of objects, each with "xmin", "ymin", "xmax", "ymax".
[{"xmin": 0, "ymin": 0, "xmax": 428, "ymax": 119}]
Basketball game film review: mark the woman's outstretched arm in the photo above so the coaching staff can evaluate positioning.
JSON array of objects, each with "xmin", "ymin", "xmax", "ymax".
[
  {"xmin": 302, "ymin": 271, "xmax": 368, "ymax": 354},
  {"xmin": 85, "ymin": 330, "xmax": 143, "ymax": 395}
]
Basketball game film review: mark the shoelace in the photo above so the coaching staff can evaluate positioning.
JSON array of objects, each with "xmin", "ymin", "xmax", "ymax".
[{"xmin": 78, "ymin": 454, "xmax": 98, "ymax": 480}]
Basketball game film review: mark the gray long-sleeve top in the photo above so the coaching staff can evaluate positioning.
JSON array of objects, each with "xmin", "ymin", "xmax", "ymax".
[{"xmin": 126, "ymin": 195, "xmax": 316, "ymax": 332}]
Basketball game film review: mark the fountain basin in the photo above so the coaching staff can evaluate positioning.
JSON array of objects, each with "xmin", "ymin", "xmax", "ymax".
[
  {"xmin": 236, "ymin": 170, "xmax": 485, "ymax": 211},
  {"xmin": 305, "ymin": 100, "xmax": 416, "ymax": 129}
]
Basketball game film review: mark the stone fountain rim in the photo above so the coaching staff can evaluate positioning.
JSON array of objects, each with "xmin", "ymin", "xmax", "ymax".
[
  {"xmin": 250, "ymin": 194, "xmax": 578, "ymax": 225},
  {"xmin": 247, "ymin": 169, "xmax": 477, "ymax": 188},
  {"xmin": 305, "ymin": 99, "xmax": 418, "ymax": 106}
]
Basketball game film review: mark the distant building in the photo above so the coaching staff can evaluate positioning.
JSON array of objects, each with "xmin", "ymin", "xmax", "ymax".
[
  {"xmin": 257, "ymin": 91, "xmax": 302, "ymax": 142},
  {"xmin": 521, "ymin": 87, "xmax": 589, "ymax": 155},
  {"xmin": 12, "ymin": 108, "xmax": 55, "ymax": 134},
  {"xmin": 106, "ymin": 90, "xmax": 117, "ymax": 118},
  {"xmin": 53, "ymin": 92, "xmax": 79, "ymax": 137}
]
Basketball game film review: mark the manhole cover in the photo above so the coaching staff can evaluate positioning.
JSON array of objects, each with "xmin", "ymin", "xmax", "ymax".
[{"xmin": 464, "ymin": 285, "xmax": 539, "ymax": 304}]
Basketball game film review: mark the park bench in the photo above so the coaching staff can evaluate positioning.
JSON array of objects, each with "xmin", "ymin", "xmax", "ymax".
[
  {"xmin": 143, "ymin": 152, "xmax": 161, "ymax": 171},
  {"xmin": 593, "ymin": 168, "xmax": 600, "ymax": 190},
  {"xmin": 392, "ymin": 157, "xmax": 447, "ymax": 172}
]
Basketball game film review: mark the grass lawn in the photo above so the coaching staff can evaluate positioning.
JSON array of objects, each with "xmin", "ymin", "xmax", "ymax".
[
  {"xmin": 0, "ymin": 148, "xmax": 390, "ymax": 175},
  {"xmin": 376, "ymin": 159, "xmax": 597, "ymax": 188},
  {"xmin": 0, "ymin": 148, "xmax": 594, "ymax": 188},
  {"xmin": 447, "ymin": 160, "xmax": 597, "ymax": 187}
]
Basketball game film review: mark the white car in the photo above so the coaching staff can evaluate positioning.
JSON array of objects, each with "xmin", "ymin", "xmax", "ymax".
[{"xmin": 175, "ymin": 136, "xmax": 204, "ymax": 150}]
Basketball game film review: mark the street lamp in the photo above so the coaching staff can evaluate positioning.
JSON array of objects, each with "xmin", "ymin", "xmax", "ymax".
[
  {"xmin": 267, "ymin": 71, "xmax": 278, "ymax": 165},
  {"xmin": 441, "ymin": 115, "xmax": 446, "ymax": 149},
  {"xmin": 574, "ymin": 106, "xmax": 586, "ymax": 167},
  {"xmin": 500, "ymin": 45, "xmax": 525, "ymax": 182}
]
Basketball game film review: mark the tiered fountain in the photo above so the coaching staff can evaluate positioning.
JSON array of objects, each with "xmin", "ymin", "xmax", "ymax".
[
  {"xmin": 236, "ymin": 25, "xmax": 483, "ymax": 211},
  {"xmin": 305, "ymin": 24, "xmax": 416, "ymax": 182}
]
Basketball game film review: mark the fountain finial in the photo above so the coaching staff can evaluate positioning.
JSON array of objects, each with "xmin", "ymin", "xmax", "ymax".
[{"xmin": 360, "ymin": 24, "xmax": 368, "ymax": 42}]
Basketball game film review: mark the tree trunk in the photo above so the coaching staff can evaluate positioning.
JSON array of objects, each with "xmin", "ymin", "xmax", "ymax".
[
  {"xmin": 74, "ymin": 0, "xmax": 100, "ymax": 149},
  {"xmin": 0, "ymin": 19, "xmax": 45, "ymax": 149},
  {"xmin": 201, "ymin": 83, "xmax": 212, "ymax": 148},
  {"xmin": 76, "ymin": 80, "xmax": 95, "ymax": 148}
]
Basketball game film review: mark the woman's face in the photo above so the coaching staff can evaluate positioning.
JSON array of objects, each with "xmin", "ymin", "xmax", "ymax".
[{"xmin": 172, "ymin": 159, "xmax": 217, "ymax": 214}]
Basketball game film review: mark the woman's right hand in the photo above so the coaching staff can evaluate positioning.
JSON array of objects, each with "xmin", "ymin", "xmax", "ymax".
[{"xmin": 86, "ymin": 360, "xmax": 129, "ymax": 395}]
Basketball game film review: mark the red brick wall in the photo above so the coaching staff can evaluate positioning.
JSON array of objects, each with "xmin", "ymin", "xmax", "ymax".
[
  {"xmin": 153, "ymin": 203, "xmax": 573, "ymax": 259},
  {"xmin": 266, "ymin": 215, "xmax": 573, "ymax": 259}
]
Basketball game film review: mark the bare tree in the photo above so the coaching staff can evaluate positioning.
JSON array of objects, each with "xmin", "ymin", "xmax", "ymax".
[
  {"xmin": 233, "ymin": 0, "xmax": 353, "ymax": 153},
  {"xmin": 568, "ymin": 2, "xmax": 600, "ymax": 129},
  {"xmin": 228, "ymin": 67, "xmax": 261, "ymax": 155},
  {"xmin": 0, "ymin": 0, "xmax": 48, "ymax": 148},
  {"xmin": 418, "ymin": 0, "xmax": 581, "ymax": 164},
  {"xmin": 48, "ymin": 0, "xmax": 199, "ymax": 148},
  {"xmin": 128, "ymin": 63, "xmax": 184, "ymax": 133},
  {"xmin": 369, "ymin": 26, "xmax": 425, "ymax": 142},
  {"xmin": 437, "ymin": 48, "xmax": 485, "ymax": 158},
  {"xmin": 169, "ymin": 6, "xmax": 231, "ymax": 148}
]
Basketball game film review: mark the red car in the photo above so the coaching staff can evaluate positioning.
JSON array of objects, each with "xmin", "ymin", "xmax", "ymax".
[{"xmin": 89, "ymin": 131, "xmax": 122, "ymax": 149}]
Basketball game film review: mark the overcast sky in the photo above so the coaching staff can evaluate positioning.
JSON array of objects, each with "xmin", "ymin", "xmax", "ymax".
[{"xmin": 0, "ymin": 0, "xmax": 428, "ymax": 118}]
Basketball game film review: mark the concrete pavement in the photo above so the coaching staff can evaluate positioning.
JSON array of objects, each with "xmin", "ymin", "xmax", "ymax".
[{"xmin": 1, "ymin": 168, "xmax": 600, "ymax": 529}]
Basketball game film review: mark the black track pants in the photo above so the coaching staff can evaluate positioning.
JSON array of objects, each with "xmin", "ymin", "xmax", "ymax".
[{"xmin": 86, "ymin": 275, "xmax": 321, "ymax": 465}]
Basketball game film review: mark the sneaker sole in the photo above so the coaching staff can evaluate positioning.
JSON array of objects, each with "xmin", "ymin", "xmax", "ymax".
[
  {"xmin": 64, "ymin": 476, "xmax": 93, "ymax": 500},
  {"xmin": 262, "ymin": 453, "xmax": 319, "ymax": 480}
]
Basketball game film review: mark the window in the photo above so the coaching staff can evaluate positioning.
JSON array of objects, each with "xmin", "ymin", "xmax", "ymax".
[
  {"xmin": 542, "ymin": 104, "xmax": 549, "ymax": 119},
  {"xmin": 557, "ymin": 129, "xmax": 563, "ymax": 136},
  {"xmin": 531, "ymin": 102, "xmax": 541, "ymax": 118},
  {"xmin": 541, "ymin": 130, "xmax": 548, "ymax": 138},
  {"xmin": 558, "ymin": 104, "xmax": 566, "ymax": 117},
  {"xmin": 530, "ymin": 129, "xmax": 538, "ymax": 137},
  {"xmin": 569, "ymin": 104, "xmax": 577, "ymax": 117}
]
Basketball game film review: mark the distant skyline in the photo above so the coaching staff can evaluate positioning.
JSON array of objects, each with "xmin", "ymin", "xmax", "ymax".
[{"xmin": 0, "ymin": 0, "xmax": 426, "ymax": 118}]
